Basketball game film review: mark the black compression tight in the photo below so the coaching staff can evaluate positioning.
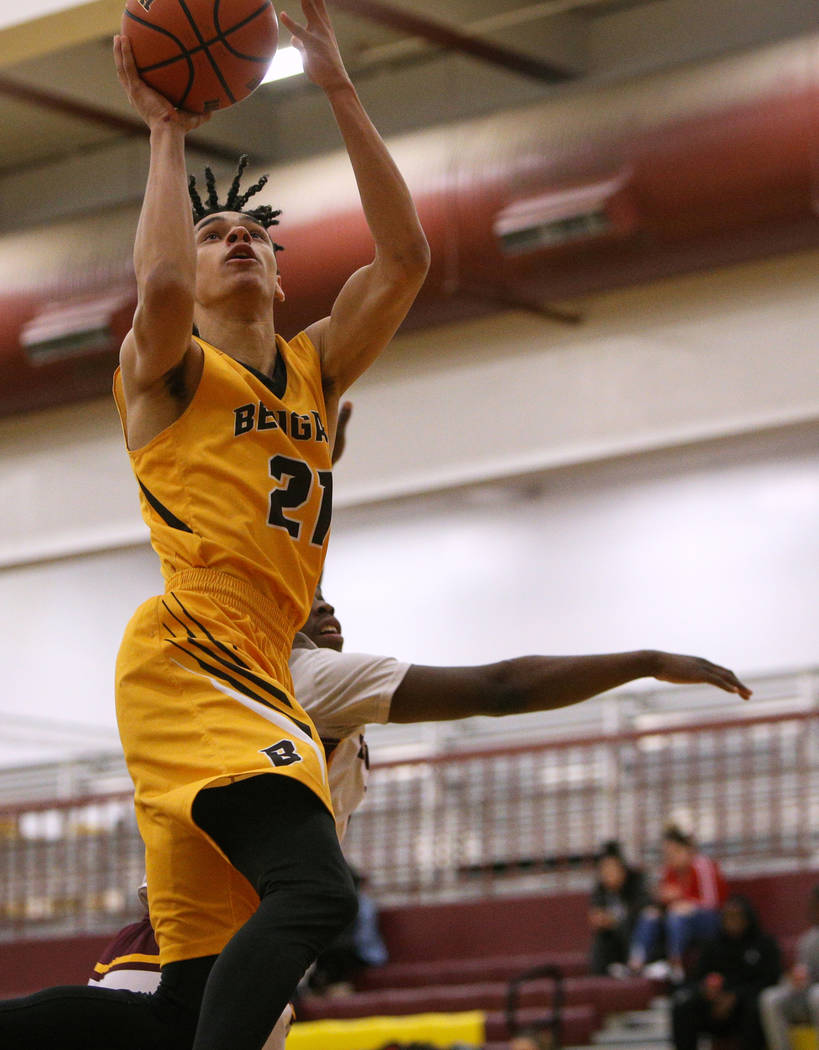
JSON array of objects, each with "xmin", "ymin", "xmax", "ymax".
[
  {"xmin": 0, "ymin": 957, "xmax": 212, "ymax": 1050},
  {"xmin": 0, "ymin": 774, "xmax": 357, "ymax": 1050},
  {"xmin": 190, "ymin": 773, "xmax": 358, "ymax": 1050}
]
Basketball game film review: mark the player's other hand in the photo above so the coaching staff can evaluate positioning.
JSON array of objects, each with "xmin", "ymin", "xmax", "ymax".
[
  {"xmin": 114, "ymin": 35, "xmax": 211, "ymax": 132},
  {"xmin": 331, "ymin": 401, "xmax": 353, "ymax": 465},
  {"xmin": 279, "ymin": 0, "xmax": 353, "ymax": 95},
  {"xmin": 650, "ymin": 651, "xmax": 752, "ymax": 699}
]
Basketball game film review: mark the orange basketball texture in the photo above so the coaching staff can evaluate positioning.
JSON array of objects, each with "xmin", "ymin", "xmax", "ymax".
[{"xmin": 122, "ymin": 0, "xmax": 278, "ymax": 113}]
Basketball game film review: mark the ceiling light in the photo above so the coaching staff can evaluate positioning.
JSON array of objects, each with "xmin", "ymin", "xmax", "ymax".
[{"xmin": 261, "ymin": 46, "xmax": 304, "ymax": 84}]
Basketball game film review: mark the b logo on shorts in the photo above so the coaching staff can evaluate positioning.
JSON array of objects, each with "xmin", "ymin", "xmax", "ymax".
[{"xmin": 260, "ymin": 740, "xmax": 302, "ymax": 767}]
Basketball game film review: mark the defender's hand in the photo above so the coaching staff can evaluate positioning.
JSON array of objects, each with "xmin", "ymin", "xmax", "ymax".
[
  {"xmin": 650, "ymin": 652, "xmax": 752, "ymax": 699},
  {"xmin": 114, "ymin": 35, "xmax": 211, "ymax": 131},
  {"xmin": 279, "ymin": 0, "xmax": 352, "ymax": 95}
]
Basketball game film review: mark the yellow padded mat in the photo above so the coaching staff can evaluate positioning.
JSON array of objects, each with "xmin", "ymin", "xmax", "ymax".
[{"xmin": 287, "ymin": 1010, "xmax": 486, "ymax": 1050}]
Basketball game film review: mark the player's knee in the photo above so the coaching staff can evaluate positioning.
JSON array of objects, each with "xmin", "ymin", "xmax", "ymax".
[
  {"xmin": 324, "ymin": 866, "xmax": 359, "ymax": 938},
  {"xmin": 331, "ymin": 869, "xmax": 359, "ymax": 932},
  {"xmin": 305, "ymin": 863, "xmax": 359, "ymax": 938},
  {"xmin": 256, "ymin": 859, "xmax": 358, "ymax": 938}
]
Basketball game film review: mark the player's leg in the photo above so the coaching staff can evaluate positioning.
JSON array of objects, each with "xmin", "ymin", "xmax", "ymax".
[
  {"xmin": 190, "ymin": 772, "xmax": 357, "ymax": 1050},
  {"xmin": 91, "ymin": 911, "xmax": 295, "ymax": 1050},
  {"xmin": 263, "ymin": 1003, "xmax": 294, "ymax": 1050},
  {"xmin": 0, "ymin": 954, "xmax": 213, "ymax": 1050}
]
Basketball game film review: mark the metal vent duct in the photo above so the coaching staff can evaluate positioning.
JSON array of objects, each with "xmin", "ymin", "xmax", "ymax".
[{"xmin": 1, "ymin": 34, "xmax": 818, "ymax": 417}]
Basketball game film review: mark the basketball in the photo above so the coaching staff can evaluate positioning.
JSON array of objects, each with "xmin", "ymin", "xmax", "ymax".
[{"xmin": 121, "ymin": 0, "xmax": 278, "ymax": 114}]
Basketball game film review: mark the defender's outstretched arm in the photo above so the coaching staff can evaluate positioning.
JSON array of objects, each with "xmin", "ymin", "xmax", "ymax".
[{"xmin": 389, "ymin": 650, "xmax": 752, "ymax": 723}]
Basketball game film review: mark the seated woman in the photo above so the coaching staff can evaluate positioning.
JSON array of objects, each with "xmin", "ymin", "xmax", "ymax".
[
  {"xmin": 628, "ymin": 824, "xmax": 727, "ymax": 981},
  {"xmin": 588, "ymin": 840, "xmax": 649, "ymax": 976}
]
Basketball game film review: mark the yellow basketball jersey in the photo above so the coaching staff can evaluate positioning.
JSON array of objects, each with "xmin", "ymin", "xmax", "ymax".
[{"xmin": 113, "ymin": 332, "xmax": 332, "ymax": 632}]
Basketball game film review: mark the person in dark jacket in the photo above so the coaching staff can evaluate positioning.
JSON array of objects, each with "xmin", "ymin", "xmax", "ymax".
[
  {"xmin": 671, "ymin": 894, "xmax": 781, "ymax": 1050},
  {"xmin": 588, "ymin": 840, "xmax": 649, "ymax": 975}
]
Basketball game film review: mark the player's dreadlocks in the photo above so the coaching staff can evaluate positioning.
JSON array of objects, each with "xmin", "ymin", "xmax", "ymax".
[{"xmin": 188, "ymin": 154, "xmax": 284, "ymax": 251}]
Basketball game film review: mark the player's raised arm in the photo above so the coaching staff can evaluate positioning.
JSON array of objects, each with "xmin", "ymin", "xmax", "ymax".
[
  {"xmin": 113, "ymin": 35, "xmax": 209, "ymax": 391},
  {"xmin": 388, "ymin": 650, "xmax": 752, "ymax": 723},
  {"xmin": 280, "ymin": 0, "xmax": 430, "ymax": 397}
]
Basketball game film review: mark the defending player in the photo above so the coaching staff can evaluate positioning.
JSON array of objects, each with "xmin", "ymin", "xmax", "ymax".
[
  {"xmin": 0, "ymin": 0, "xmax": 428, "ymax": 1046},
  {"xmin": 92, "ymin": 572, "xmax": 751, "ymax": 1050}
]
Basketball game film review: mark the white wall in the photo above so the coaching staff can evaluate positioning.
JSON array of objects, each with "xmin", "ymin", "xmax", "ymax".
[
  {"xmin": 0, "ymin": 421, "xmax": 815, "ymax": 767},
  {"xmin": 0, "ymin": 544, "xmax": 158, "ymax": 764},
  {"xmin": 327, "ymin": 425, "xmax": 819, "ymax": 672}
]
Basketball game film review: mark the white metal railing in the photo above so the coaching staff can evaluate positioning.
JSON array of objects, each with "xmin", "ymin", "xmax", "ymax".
[
  {"xmin": 0, "ymin": 667, "xmax": 815, "ymax": 936},
  {"xmin": 344, "ymin": 708, "xmax": 819, "ymax": 904}
]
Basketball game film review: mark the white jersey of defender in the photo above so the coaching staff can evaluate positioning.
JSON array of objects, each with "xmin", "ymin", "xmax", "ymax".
[{"xmin": 289, "ymin": 631, "xmax": 409, "ymax": 840}]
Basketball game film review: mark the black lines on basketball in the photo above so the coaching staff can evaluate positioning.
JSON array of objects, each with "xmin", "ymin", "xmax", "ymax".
[
  {"xmin": 121, "ymin": 0, "xmax": 278, "ymax": 113},
  {"xmin": 178, "ymin": 0, "xmax": 237, "ymax": 105},
  {"xmin": 215, "ymin": 0, "xmax": 278, "ymax": 64}
]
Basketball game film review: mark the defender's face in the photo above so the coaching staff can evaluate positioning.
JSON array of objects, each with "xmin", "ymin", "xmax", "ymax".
[
  {"xmin": 194, "ymin": 211, "xmax": 282, "ymax": 303},
  {"xmin": 301, "ymin": 588, "xmax": 344, "ymax": 651}
]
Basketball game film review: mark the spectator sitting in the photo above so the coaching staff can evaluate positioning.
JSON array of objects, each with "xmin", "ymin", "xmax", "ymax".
[
  {"xmin": 670, "ymin": 894, "xmax": 781, "ymax": 1050},
  {"xmin": 588, "ymin": 840, "xmax": 649, "ymax": 976},
  {"xmin": 759, "ymin": 884, "xmax": 819, "ymax": 1050},
  {"xmin": 308, "ymin": 866, "xmax": 388, "ymax": 995},
  {"xmin": 628, "ymin": 823, "xmax": 727, "ymax": 982}
]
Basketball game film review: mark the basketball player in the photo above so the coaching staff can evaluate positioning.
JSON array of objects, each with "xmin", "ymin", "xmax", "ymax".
[
  {"xmin": 91, "ymin": 576, "xmax": 751, "ymax": 1049},
  {"xmin": 0, "ymin": 0, "xmax": 428, "ymax": 1046}
]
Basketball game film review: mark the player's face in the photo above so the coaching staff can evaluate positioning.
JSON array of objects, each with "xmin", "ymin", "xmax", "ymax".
[
  {"xmin": 300, "ymin": 588, "xmax": 344, "ymax": 651},
  {"xmin": 194, "ymin": 212, "xmax": 283, "ymax": 303}
]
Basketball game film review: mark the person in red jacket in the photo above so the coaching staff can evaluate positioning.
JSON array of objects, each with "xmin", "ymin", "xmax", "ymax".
[{"xmin": 628, "ymin": 824, "xmax": 727, "ymax": 982}]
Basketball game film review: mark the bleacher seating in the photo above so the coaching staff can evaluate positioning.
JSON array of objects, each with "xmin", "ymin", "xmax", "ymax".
[
  {"xmin": 295, "ymin": 869, "xmax": 819, "ymax": 1046},
  {"xmin": 0, "ymin": 931, "xmax": 111, "ymax": 996},
  {"xmin": 0, "ymin": 868, "xmax": 816, "ymax": 1046}
]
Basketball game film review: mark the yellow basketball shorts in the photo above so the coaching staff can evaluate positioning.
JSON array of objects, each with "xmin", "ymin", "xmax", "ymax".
[{"xmin": 115, "ymin": 569, "xmax": 332, "ymax": 965}]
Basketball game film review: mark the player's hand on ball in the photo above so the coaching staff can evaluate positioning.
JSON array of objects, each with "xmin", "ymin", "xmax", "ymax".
[
  {"xmin": 279, "ymin": 0, "xmax": 352, "ymax": 94},
  {"xmin": 650, "ymin": 652, "xmax": 752, "ymax": 699},
  {"xmin": 114, "ymin": 35, "xmax": 211, "ymax": 131}
]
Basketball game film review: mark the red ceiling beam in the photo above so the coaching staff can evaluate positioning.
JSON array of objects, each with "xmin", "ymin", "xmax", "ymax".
[{"xmin": 328, "ymin": 0, "xmax": 575, "ymax": 83}]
